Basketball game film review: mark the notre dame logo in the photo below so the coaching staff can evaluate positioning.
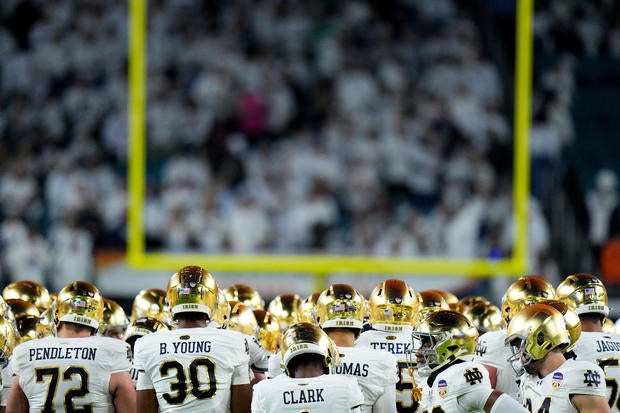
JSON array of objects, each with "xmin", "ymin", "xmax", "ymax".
[
  {"xmin": 583, "ymin": 369, "xmax": 601, "ymax": 387},
  {"xmin": 474, "ymin": 341, "xmax": 487, "ymax": 357},
  {"xmin": 464, "ymin": 368, "xmax": 484, "ymax": 385}
]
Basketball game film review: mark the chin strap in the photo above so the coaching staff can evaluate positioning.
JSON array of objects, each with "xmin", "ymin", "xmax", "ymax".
[{"xmin": 407, "ymin": 362, "xmax": 422, "ymax": 402}]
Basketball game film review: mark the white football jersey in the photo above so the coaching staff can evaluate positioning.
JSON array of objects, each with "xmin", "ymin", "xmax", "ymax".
[
  {"xmin": 473, "ymin": 328, "xmax": 520, "ymax": 398},
  {"xmin": 335, "ymin": 346, "xmax": 398, "ymax": 413},
  {"xmin": 520, "ymin": 359, "xmax": 607, "ymax": 413},
  {"xmin": 571, "ymin": 331, "xmax": 620, "ymax": 412},
  {"xmin": 357, "ymin": 326, "xmax": 421, "ymax": 412},
  {"xmin": 420, "ymin": 360, "xmax": 494, "ymax": 413},
  {"xmin": 251, "ymin": 372, "xmax": 364, "ymax": 412},
  {"xmin": 134, "ymin": 327, "xmax": 251, "ymax": 412},
  {"xmin": 11, "ymin": 335, "xmax": 132, "ymax": 412}
]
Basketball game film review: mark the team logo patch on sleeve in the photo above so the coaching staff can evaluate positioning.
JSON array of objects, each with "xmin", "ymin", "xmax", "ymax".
[
  {"xmin": 438, "ymin": 379, "xmax": 448, "ymax": 398},
  {"xmin": 552, "ymin": 372, "xmax": 563, "ymax": 390},
  {"xmin": 583, "ymin": 369, "xmax": 601, "ymax": 387},
  {"xmin": 464, "ymin": 368, "xmax": 484, "ymax": 385}
]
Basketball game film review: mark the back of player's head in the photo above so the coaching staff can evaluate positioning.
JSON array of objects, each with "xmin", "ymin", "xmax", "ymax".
[
  {"xmin": 54, "ymin": 281, "xmax": 104, "ymax": 332},
  {"xmin": 556, "ymin": 273, "xmax": 609, "ymax": 318},
  {"xmin": 281, "ymin": 322, "xmax": 339, "ymax": 377},
  {"xmin": 413, "ymin": 310, "xmax": 478, "ymax": 376},
  {"xmin": 505, "ymin": 304, "xmax": 570, "ymax": 374},
  {"xmin": 315, "ymin": 284, "xmax": 365, "ymax": 335},
  {"xmin": 502, "ymin": 275, "xmax": 555, "ymax": 325},
  {"xmin": 166, "ymin": 265, "xmax": 219, "ymax": 320},
  {"xmin": 368, "ymin": 279, "xmax": 419, "ymax": 328}
]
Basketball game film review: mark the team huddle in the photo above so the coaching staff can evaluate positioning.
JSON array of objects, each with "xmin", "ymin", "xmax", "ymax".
[{"xmin": 0, "ymin": 268, "xmax": 616, "ymax": 413}]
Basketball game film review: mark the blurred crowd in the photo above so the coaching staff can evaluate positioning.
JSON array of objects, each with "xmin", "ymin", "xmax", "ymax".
[{"xmin": 0, "ymin": 0, "xmax": 619, "ymax": 290}]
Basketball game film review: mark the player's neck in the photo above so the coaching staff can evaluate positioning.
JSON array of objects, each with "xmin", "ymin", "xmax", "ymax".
[
  {"xmin": 57, "ymin": 329, "xmax": 93, "ymax": 338},
  {"xmin": 580, "ymin": 319, "xmax": 603, "ymax": 333},
  {"xmin": 293, "ymin": 366, "xmax": 325, "ymax": 378},
  {"xmin": 537, "ymin": 351, "xmax": 566, "ymax": 378},
  {"xmin": 325, "ymin": 329, "xmax": 356, "ymax": 347},
  {"xmin": 177, "ymin": 320, "xmax": 208, "ymax": 328}
]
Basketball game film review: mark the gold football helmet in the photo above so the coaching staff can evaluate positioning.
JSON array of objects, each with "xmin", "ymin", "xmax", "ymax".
[
  {"xmin": 298, "ymin": 292, "xmax": 322, "ymax": 325},
  {"xmin": 461, "ymin": 301, "xmax": 502, "ymax": 334},
  {"xmin": 267, "ymin": 293, "xmax": 302, "ymax": 332},
  {"xmin": 501, "ymin": 275, "xmax": 555, "ymax": 325},
  {"xmin": 427, "ymin": 289, "xmax": 460, "ymax": 311},
  {"xmin": 227, "ymin": 301, "xmax": 259, "ymax": 337},
  {"xmin": 3, "ymin": 280, "xmax": 52, "ymax": 312},
  {"xmin": 124, "ymin": 316, "xmax": 169, "ymax": 351},
  {"xmin": 6, "ymin": 299, "xmax": 40, "ymax": 344},
  {"xmin": 253, "ymin": 309, "xmax": 282, "ymax": 353},
  {"xmin": 538, "ymin": 299, "xmax": 581, "ymax": 350},
  {"xmin": 0, "ymin": 317, "xmax": 16, "ymax": 368},
  {"xmin": 167, "ymin": 265, "xmax": 219, "ymax": 319},
  {"xmin": 280, "ymin": 322, "xmax": 339, "ymax": 377},
  {"xmin": 224, "ymin": 284, "xmax": 264, "ymax": 310},
  {"xmin": 368, "ymin": 279, "xmax": 419, "ymax": 329},
  {"xmin": 505, "ymin": 304, "xmax": 570, "ymax": 375},
  {"xmin": 418, "ymin": 290, "xmax": 450, "ymax": 325},
  {"xmin": 210, "ymin": 289, "xmax": 230, "ymax": 328},
  {"xmin": 55, "ymin": 281, "xmax": 104, "ymax": 331},
  {"xmin": 99, "ymin": 298, "xmax": 129, "ymax": 337},
  {"xmin": 315, "ymin": 284, "xmax": 365, "ymax": 332},
  {"xmin": 412, "ymin": 310, "xmax": 478, "ymax": 376},
  {"xmin": 556, "ymin": 273, "xmax": 609, "ymax": 317},
  {"xmin": 131, "ymin": 288, "xmax": 172, "ymax": 325},
  {"xmin": 37, "ymin": 308, "xmax": 55, "ymax": 338}
]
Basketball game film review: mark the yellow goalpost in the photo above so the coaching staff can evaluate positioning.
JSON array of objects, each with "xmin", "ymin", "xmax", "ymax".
[{"xmin": 127, "ymin": 0, "xmax": 533, "ymax": 287}]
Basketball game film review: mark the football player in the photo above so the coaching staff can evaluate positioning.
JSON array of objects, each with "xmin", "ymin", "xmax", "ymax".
[
  {"xmin": 413, "ymin": 310, "xmax": 528, "ymax": 413},
  {"xmin": 130, "ymin": 288, "xmax": 173, "ymax": 327},
  {"xmin": 356, "ymin": 279, "xmax": 422, "ymax": 413},
  {"xmin": 133, "ymin": 265, "xmax": 252, "ymax": 413},
  {"xmin": 2, "ymin": 280, "xmax": 52, "ymax": 313},
  {"xmin": 556, "ymin": 273, "xmax": 620, "ymax": 412},
  {"xmin": 315, "ymin": 283, "xmax": 398, "ymax": 413},
  {"xmin": 7, "ymin": 281, "xmax": 136, "ymax": 412},
  {"xmin": 251, "ymin": 322, "xmax": 364, "ymax": 412},
  {"xmin": 473, "ymin": 275, "xmax": 555, "ymax": 398},
  {"xmin": 506, "ymin": 303, "xmax": 610, "ymax": 413},
  {"xmin": 224, "ymin": 284, "xmax": 265, "ymax": 310}
]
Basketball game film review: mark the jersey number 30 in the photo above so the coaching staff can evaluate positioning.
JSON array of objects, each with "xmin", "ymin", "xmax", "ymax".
[{"xmin": 160, "ymin": 358, "xmax": 217, "ymax": 404}]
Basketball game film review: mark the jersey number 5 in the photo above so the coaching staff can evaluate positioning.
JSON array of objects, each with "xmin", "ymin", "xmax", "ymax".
[
  {"xmin": 36, "ymin": 366, "xmax": 91, "ymax": 413},
  {"xmin": 160, "ymin": 358, "xmax": 217, "ymax": 404}
]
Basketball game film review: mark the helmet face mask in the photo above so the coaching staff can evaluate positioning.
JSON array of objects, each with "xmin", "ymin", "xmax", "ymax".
[{"xmin": 412, "ymin": 310, "xmax": 478, "ymax": 376}]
